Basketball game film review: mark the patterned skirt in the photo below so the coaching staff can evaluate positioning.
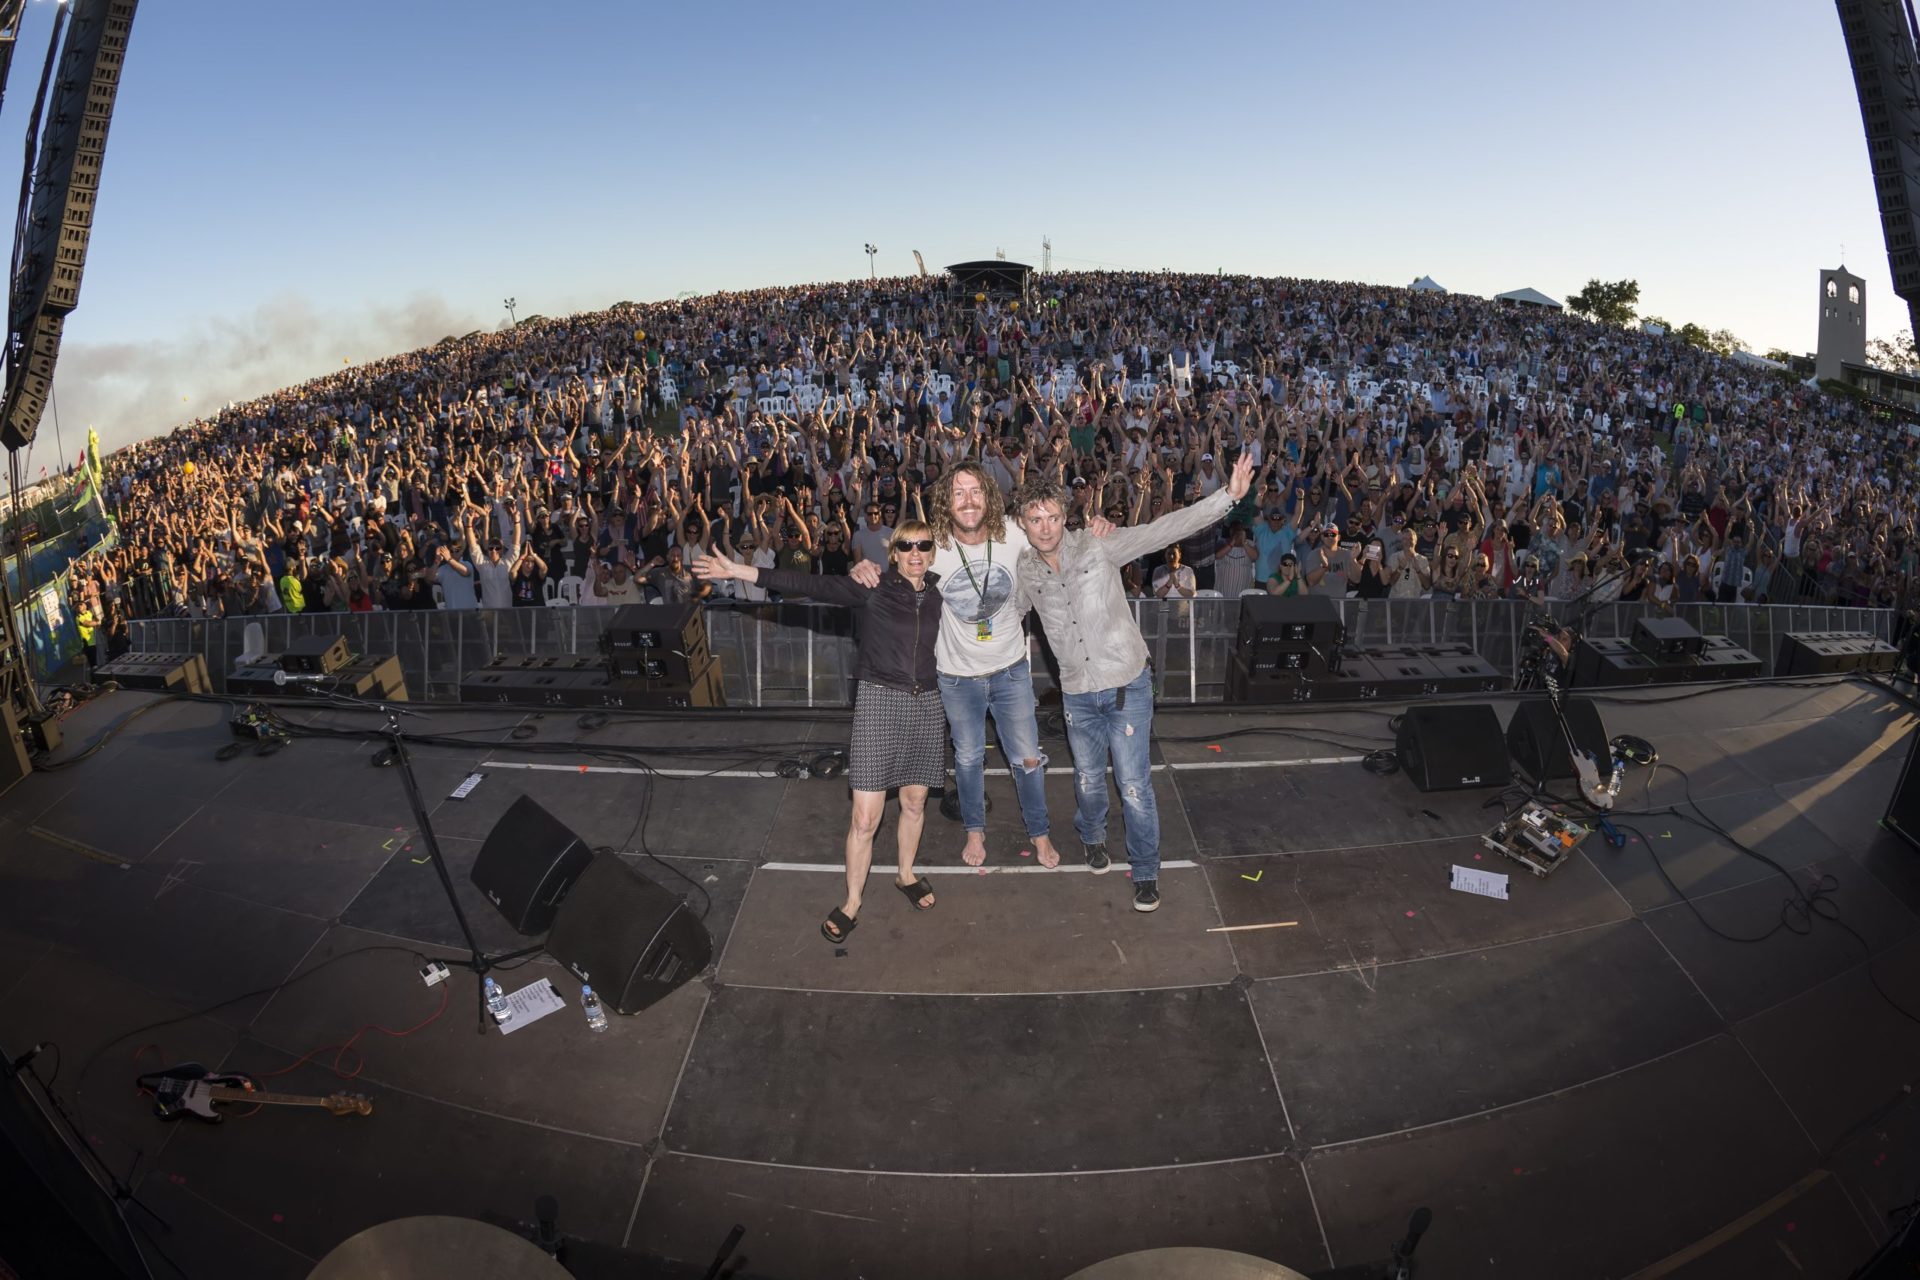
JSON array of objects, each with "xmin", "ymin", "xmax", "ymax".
[{"xmin": 848, "ymin": 681, "xmax": 947, "ymax": 793}]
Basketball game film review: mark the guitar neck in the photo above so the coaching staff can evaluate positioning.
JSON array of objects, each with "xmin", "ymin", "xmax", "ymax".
[{"xmin": 206, "ymin": 1086, "xmax": 332, "ymax": 1108}]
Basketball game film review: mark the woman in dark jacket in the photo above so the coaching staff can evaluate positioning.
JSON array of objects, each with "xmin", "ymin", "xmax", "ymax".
[{"xmin": 694, "ymin": 519, "xmax": 945, "ymax": 943}]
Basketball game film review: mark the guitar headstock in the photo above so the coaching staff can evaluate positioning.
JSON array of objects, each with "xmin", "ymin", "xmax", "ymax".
[{"xmin": 324, "ymin": 1094, "xmax": 373, "ymax": 1117}]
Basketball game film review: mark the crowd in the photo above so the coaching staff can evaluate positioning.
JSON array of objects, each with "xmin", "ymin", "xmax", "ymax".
[{"xmin": 65, "ymin": 271, "xmax": 1920, "ymax": 658}]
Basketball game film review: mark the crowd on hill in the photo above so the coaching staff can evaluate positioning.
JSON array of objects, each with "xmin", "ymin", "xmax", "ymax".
[{"xmin": 63, "ymin": 271, "xmax": 1920, "ymax": 658}]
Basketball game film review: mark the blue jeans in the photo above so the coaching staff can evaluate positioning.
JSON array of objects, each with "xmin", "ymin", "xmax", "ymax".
[
  {"xmin": 1062, "ymin": 668, "xmax": 1159, "ymax": 880},
  {"xmin": 939, "ymin": 659, "xmax": 1050, "ymax": 838}
]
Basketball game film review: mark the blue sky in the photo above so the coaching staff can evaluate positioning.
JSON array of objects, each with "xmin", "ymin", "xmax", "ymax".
[{"xmin": 0, "ymin": 0, "xmax": 1900, "ymax": 461}]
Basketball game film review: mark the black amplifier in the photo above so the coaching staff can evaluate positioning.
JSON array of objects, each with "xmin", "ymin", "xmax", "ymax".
[
  {"xmin": 1236, "ymin": 594, "xmax": 1343, "ymax": 648},
  {"xmin": 281, "ymin": 633, "xmax": 352, "ymax": 675},
  {"xmin": 1630, "ymin": 616, "xmax": 1704, "ymax": 662}
]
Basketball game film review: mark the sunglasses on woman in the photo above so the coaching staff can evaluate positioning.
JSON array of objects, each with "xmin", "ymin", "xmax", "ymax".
[{"xmin": 892, "ymin": 538, "xmax": 935, "ymax": 552}]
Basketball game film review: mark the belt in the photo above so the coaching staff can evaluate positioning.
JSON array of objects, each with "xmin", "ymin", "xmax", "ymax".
[{"xmin": 940, "ymin": 656, "xmax": 1027, "ymax": 681}]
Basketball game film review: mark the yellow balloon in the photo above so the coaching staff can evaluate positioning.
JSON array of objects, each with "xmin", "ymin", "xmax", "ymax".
[
  {"xmin": 634, "ymin": 329, "xmax": 646, "ymax": 342},
  {"xmin": 183, "ymin": 462, "xmax": 195, "ymax": 475},
  {"xmin": 974, "ymin": 292, "xmax": 986, "ymax": 303},
  {"xmin": 1009, "ymin": 302, "xmax": 1019, "ymax": 312}
]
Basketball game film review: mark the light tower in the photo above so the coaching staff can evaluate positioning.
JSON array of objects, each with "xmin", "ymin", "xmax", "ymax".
[
  {"xmin": 1042, "ymin": 236, "xmax": 1052, "ymax": 275},
  {"xmin": 863, "ymin": 243, "xmax": 877, "ymax": 280}
]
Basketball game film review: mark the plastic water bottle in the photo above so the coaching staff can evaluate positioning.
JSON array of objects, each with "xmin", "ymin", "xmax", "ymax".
[
  {"xmin": 581, "ymin": 984, "xmax": 608, "ymax": 1033},
  {"xmin": 484, "ymin": 977, "xmax": 512, "ymax": 1025}
]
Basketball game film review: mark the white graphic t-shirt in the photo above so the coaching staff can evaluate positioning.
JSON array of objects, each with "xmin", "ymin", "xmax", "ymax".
[{"xmin": 932, "ymin": 524, "xmax": 1032, "ymax": 677}]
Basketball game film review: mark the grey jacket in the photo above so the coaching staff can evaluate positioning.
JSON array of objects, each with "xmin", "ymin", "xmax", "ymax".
[{"xmin": 1015, "ymin": 486, "xmax": 1237, "ymax": 694}]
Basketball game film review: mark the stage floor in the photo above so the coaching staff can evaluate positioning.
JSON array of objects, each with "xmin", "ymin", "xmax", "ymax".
[{"xmin": 1, "ymin": 677, "xmax": 1917, "ymax": 1279}]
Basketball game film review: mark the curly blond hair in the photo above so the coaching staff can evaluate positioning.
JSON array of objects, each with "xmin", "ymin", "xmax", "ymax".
[{"xmin": 929, "ymin": 462, "xmax": 1006, "ymax": 548}]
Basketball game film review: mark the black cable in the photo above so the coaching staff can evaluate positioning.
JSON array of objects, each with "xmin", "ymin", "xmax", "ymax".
[
  {"xmin": 1587, "ymin": 759, "xmax": 1920, "ymax": 1027},
  {"xmin": 1361, "ymin": 748, "xmax": 1400, "ymax": 776},
  {"xmin": 599, "ymin": 762, "xmax": 716, "ymax": 922},
  {"xmin": 32, "ymin": 694, "xmax": 177, "ymax": 769}
]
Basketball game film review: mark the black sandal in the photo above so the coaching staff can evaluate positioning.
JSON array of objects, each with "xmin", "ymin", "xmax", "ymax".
[
  {"xmin": 821, "ymin": 907, "xmax": 858, "ymax": 943},
  {"xmin": 895, "ymin": 878, "xmax": 936, "ymax": 911}
]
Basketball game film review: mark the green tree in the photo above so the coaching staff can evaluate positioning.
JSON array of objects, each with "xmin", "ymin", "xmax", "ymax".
[
  {"xmin": 1867, "ymin": 329, "xmax": 1920, "ymax": 374},
  {"xmin": 1641, "ymin": 315, "xmax": 1673, "ymax": 334},
  {"xmin": 1673, "ymin": 322, "xmax": 1711, "ymax": 350},
  {"xmin": 1763, "ymin": 348, "xmax": 1795, "ymax": 364},
  {"xmin": 1566, "ymin": 278, "xmax": 1641, "ymax": 327},
  {"xmin": 1707, "ymin": 328, "xmax": 1745, "ymax": 357}
]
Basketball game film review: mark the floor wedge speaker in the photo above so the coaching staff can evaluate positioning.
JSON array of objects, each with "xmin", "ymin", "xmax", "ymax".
[
  {"xmin": 1395, "ymin": 704, "xmax": 1512, "ymax": 791},
  {"xmin": 1507, "ymin": 698, "xmax": 1610, "ymax": 784},
  {"xmin": 546, "ymin": 852, "xmax": 713, "ymax": 1015},
  {"xmin": 469, "ymin": 795, "xmax": 596, "ymax": 935}
]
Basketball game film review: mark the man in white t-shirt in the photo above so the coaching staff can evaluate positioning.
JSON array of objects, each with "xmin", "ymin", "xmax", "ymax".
[{"xmin": 854, "ymin": 462, "xmax": 1089, "ymax": 868}]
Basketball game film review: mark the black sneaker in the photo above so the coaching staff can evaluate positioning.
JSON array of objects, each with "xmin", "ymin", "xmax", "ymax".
[
  {"xmin": 1132, "ymin": 879, "xmax": 1160, "ymax": 912},
  {"xmin": 1083, "ymin": 842, "xmax": 1112, "ymax": 874}
]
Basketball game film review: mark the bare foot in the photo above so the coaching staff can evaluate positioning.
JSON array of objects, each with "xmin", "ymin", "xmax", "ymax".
[
  {"xmin": 960, "ymin": 834, "xmax": 987, "ymax": 867},
  {"xmin": 1032, "ymin": 837, "xmax": 1061, "ymax": 869}
]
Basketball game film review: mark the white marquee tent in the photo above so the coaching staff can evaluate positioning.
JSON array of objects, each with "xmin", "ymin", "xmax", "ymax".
[
  {"xmin": 1494, "ymin": 286, "xmax": 1564, "ymax": 310},
  {"xmin": 1409, "ymin": 276, "xmax": 1446, "ymax": 293}
]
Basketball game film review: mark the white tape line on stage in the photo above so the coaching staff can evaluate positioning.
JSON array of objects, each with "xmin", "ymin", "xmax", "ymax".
[
  {"xmin": 478, "ymin": 756, "xmax": 1365, "ymax": 779},
  {"xmin": 759, "ymin": 860, "xmax": 1200, "ymax": 875}
]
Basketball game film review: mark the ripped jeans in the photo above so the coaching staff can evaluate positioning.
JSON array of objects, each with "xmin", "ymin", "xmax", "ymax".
[
  {"xmin": 1062, "ymin": 668, "xmax": 1159, "ymax": 881},
  {"xmin": 938, "ymin": 659, "xmax": 1050, "ymax": 839}
]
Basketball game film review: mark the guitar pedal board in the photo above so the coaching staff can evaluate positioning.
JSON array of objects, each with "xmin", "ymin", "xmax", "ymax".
[{"xmin": 1483, "ymin": 800, "xmax": 1590, "ymax": 878}]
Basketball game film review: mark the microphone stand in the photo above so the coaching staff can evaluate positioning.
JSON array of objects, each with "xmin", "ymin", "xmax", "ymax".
[{"xmin": 313, "ymin": 684, "xmax": 544, "ymax": 1034}]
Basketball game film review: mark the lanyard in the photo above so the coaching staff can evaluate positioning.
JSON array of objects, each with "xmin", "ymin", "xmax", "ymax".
[{"xmin": 954, "ymin": 538, "xmax": 992, "ymax": 598}]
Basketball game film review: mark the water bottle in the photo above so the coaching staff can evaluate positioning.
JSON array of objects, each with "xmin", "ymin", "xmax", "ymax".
[
  {"xmin": 484, "ymin": 977, "xmax": 512, "ymax": 1025},
  {"xmin": 581, "ymin": 984, "xmax": 608, "ymax": 1033}
]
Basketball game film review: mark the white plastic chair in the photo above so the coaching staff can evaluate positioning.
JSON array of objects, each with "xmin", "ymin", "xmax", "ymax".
[
  {"xmin": 556, "ymin": 575, "xmax": 584, "ymax": 606},
  {"xmin": 238, "ymin": 621, "xmax": 267, "ymax": 666}
]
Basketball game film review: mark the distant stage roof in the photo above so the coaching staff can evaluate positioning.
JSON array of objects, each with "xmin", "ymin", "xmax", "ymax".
[{"xmin": 948, "ymin": 260, "xmax": 1032, "ymax": 299}]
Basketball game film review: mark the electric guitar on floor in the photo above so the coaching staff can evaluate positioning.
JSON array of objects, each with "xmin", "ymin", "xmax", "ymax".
[
  {"xmin": 136, "ymin": 1063, "xmax": 372, "ymax": 1124},
  {"xmin": 1542, "ymin": 672, "xmax": 1617, "ymax": 810}
]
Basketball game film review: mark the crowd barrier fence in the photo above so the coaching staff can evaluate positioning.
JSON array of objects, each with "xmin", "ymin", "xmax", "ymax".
[{"xmin": 127, "ymin": 597, "xmax": 1900, "ymax": 707}]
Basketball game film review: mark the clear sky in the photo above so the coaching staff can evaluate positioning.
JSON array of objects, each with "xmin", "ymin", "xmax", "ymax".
[{"xmin": 0, "ymin": 0, "xmax": 1901, "ymax": 463}]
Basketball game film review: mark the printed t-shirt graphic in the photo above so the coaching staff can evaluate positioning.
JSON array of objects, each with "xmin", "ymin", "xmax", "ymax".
[{"xmin": 931, "ymin": 524, "xmax": 1032, "ymax": 677}]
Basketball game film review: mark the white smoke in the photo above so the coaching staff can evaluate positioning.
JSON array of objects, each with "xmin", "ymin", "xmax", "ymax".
[{"xmin": 43, "ymin": 291, "xmax": 489, "ymax": 457}]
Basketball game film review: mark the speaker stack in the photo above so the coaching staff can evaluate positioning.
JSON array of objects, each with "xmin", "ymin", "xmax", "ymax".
[
  {"xmin": 1774, "ymin": 630, "xmax": 1902, "ymax": 677},
  {"xmin": 96, "ymin": 651, "xmax": 213, "ymax": 695},
  {"xmin": 461, "ymin": 603, "xmax": 725, "ymax": 709},
  {"xmin": 227, "ymin": 649, "xmax": 409, "ymax": 700},
  {"xmin": 1226, "ymin": 597, "xmax": 1505, "ymax": 703},
  {"xmin": 468, "ymin": 796, "xmax": 712, "ymax": 1015},
  {"xmin": 1226, "ymin": 596, "xmax": 1343, "ymax": 700},
  {"xmin": 1571, "ymin": 617, "xmax": 1762, "ymax": 687}
]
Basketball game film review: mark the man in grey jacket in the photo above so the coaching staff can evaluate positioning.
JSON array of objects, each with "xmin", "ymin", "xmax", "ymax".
[{"xmin": 1010, "ymin": 452, "xmax": 1253, "ymax": 912}]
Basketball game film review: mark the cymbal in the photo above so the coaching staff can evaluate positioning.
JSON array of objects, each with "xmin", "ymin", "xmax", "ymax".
[
  {"xmin": 308, "ymin": 1215, "xmax": 571, "ymax": 1280},
  {"xmin": 1064, "ymin": 1246, "xmax": 1311, "ymax": 1280}
]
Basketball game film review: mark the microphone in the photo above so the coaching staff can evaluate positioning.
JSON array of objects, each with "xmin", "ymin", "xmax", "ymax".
[
  {"xmin": 8, "ymin": 1042, "xmax": 44, "ymax": 1071},
  {"xmin": 272, "ymin": 669, "xmax": 332, "ymax": 686}
]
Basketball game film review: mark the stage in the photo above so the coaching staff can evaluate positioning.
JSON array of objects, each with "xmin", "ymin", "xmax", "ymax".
[{"xmin": 0, "ymin": 677, "xmax": 1916, "ymax": 1279}]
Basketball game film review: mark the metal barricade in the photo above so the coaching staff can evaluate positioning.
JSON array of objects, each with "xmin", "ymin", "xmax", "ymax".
[{"xmin": 127, "ymin": 597, "xmax": 1903, "ymax": 708}]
